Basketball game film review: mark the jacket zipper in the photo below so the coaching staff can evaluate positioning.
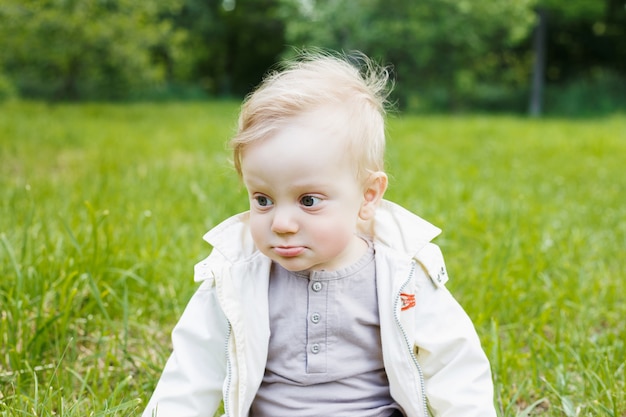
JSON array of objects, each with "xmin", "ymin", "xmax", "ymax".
[
  {"xmin": 394, "ymin": 261, "xmax": 429, "ymax": 416},
  {"xmin": 223, "ymin": 323, "xmax": 233, "ymax": 417}
]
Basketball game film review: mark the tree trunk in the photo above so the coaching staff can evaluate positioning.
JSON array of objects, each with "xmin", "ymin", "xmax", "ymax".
[{"xmin": 529, "ymin": 7, "xmax": 547, "ymax": 117}]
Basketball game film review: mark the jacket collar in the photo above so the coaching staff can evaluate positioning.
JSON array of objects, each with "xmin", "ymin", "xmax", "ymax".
[
  {"xmin": 372, "ymin": 200, "xmax": 441, "ymax": 256},
  {"xmin": 203, "ymin": 199, "xmax": 441, "ymax": 264}
]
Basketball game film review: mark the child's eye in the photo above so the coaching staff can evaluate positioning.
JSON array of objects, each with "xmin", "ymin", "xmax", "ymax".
[
  {"xmin": 300, "ymin": 195, "xmax": 322, "ymax": 207},
  {"xmin": 254, "ymin": 195, "xmax": 274, "ymax": 207}
]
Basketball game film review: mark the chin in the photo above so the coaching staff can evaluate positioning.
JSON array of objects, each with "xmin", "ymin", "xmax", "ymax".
[
  {"xmin": 271, "ymin": 257, "xmax": 317, "ymax": 272},
  {"xmin": 276, "ymin": 261, "xmax": 310, "ymax": 272}
]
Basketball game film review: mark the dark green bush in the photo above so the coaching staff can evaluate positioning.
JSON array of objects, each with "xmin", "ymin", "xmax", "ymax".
[{"xmin": 545, "ymin": 70, "xmax": 626, "ymax": 116}]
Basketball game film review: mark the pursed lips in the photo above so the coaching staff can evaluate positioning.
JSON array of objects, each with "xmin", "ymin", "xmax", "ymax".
[{"xmin": 272, "ymin": 246, "xmax": 306, "ymax": 257}]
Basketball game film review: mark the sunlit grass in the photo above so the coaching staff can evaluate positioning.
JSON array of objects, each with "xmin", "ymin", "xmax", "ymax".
[{"xmin": 1, "ymin": 101, "xmax": 624, "ymax": 416}]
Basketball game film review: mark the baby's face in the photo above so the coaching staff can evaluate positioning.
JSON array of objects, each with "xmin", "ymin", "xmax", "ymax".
[{"xmin": 240, "ymin": 112, "xmax": 368, "ymax": 272}]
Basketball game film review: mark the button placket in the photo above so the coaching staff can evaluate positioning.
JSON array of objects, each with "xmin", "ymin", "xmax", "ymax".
[{"xmin": 306, "ymin": 277, "xmax": 327, "ymax": 373}]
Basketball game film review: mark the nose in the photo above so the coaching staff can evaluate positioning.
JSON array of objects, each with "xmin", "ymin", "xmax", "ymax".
[{"xmin": 271, "ymin": 206, "xmax": 299, "ymax": 234}]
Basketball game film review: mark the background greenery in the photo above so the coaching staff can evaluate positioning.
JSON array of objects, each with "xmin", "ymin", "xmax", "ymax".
[
  {"xmin": 0, "ymin": 0, "xmax": 625, "ymax": 115},
  {"xmin": 1, "ymin": 101, "xmax": 624, "ymax": 415}
]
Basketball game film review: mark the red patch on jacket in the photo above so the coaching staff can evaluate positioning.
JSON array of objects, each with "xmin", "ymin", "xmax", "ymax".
[{"xmin": 400, "ymin": 293, "xmax": 416, "ymax": 311}]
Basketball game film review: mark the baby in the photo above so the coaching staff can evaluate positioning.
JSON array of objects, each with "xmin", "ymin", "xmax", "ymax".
[{"xmin": 143, "ymin": 51, "xmax": 497, "ymax": 417}]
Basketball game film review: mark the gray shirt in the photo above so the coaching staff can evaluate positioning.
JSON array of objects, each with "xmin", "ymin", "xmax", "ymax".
[{"xmin": 250, "ymin": 242, "xmax": 400, "ymax": 417}]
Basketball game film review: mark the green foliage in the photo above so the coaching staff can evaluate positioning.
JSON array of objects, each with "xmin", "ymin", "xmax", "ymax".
[
  {"xmin": 1, "ymin": 102, "xmax": 625, "ymax": 415},
  {"xmin": 284, "ymin": 0, "xmax": 537, "ymax": 110},
  {"xmin": 0, "ymin": 0, "xmax": 187, "ymax": 100},
  {"xmin": 288, "ymin": 0, "xmax": 626, "ymax": 111},
  {"xmin": 0, "ymin": 0, "xmax": 624, "ymax": 114},
  {"xmin": 545, "ymin": 70, "xmax": 626, "ymax": 116},
  {"xmin": 0, "ymin": 72, "xmax": 16, "ymax": 101},
  {"xmin": 536, "ymin": 0, "xmax": 605, "ymax": 21},
  {"xmin": 174, "ymin": 0, "xmax": 287, "ymax": 96}
]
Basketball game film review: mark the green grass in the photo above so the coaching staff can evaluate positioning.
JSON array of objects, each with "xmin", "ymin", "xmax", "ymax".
[{"xmin": 1, "ymin": 101, "xmax": 624, "ymax": 416}]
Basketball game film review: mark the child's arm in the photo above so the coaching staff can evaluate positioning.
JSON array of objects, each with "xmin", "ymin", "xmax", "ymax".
[
  {"xmin": 413, "ymin": 244, "xmax": 497, "ymax": 417},
  {"xmin": 142, "ymin": 280, "xmax": 229, "ymax": 417}
]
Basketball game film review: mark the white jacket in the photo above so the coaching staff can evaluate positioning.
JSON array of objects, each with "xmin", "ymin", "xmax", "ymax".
[{"xmin": 143, "ymin": 200, "xmax": 497, "ymax": 417}]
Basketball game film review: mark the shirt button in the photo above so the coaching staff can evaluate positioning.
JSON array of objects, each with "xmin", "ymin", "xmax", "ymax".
[
  {"xmin": 311, "ymin": 313, "xmax": 321, "ymax": 323},
  {"xmin": 312, "ymin": 281, "xmax": 323, "ymax": 292},
  {"xmin": 310, "ymin": 343, "xmax": 321, "ymax": 354}
]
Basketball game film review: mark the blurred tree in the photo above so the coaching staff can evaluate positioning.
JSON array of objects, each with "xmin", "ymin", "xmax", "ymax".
[
  {"xmin": 528, "ymin": 0, "xmax": 618, "ymax": 115},
  {"xmin": 535, "ymin": 0, "xmax": 623, "ymax": 81},
  {"xmin": 0, "ymin": 0, "xmax": 623, "ymax": 111},
  {"xmin": 173, "ymin": 0, "xmax": 287, "ymax": 97},
  {"xmin": 0, "ymin": 0, "xmax": 186, "ymax": 100},
  {"xmin": 283, "ymin": 0, "xmax": 536, "ymax": 110}
]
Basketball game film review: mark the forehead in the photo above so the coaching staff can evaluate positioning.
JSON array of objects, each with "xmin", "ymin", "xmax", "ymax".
[
  {"xmin": 240, "ymin": 110, "xmax": 359, "ymax": 186},
  {"xmin": 245, "ymin": 106, "xmax": 352, "ymax": 157}
]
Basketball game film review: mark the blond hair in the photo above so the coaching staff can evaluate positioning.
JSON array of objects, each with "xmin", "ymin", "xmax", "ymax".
[{"xmin": 230, "ymin": 51, "xmax": 392, "ymax": 181}]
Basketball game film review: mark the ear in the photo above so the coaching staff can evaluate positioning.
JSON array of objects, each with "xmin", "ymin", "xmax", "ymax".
[{"xmin": 359, "ymin": 172, "xmax": 388, "ymax": 221}]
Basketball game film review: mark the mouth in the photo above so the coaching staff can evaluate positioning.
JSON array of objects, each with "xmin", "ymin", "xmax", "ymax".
[{"xmin": 273, "ymin": 246, "xmax": 306, "ymax": 257}]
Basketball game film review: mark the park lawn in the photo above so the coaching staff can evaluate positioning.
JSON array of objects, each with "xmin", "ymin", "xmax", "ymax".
[{"xmin": 0, "ymin": 101, "xmax": 624, "ymax": 416}]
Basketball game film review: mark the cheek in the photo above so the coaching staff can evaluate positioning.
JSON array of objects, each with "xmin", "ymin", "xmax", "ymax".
[
  {"xmin": 248, "ymin": 213, "xmax": 268, "ymax": 245},
  {"xmin": 310, "ymin": 216, "xmax": 355, "ymax": 247}
]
